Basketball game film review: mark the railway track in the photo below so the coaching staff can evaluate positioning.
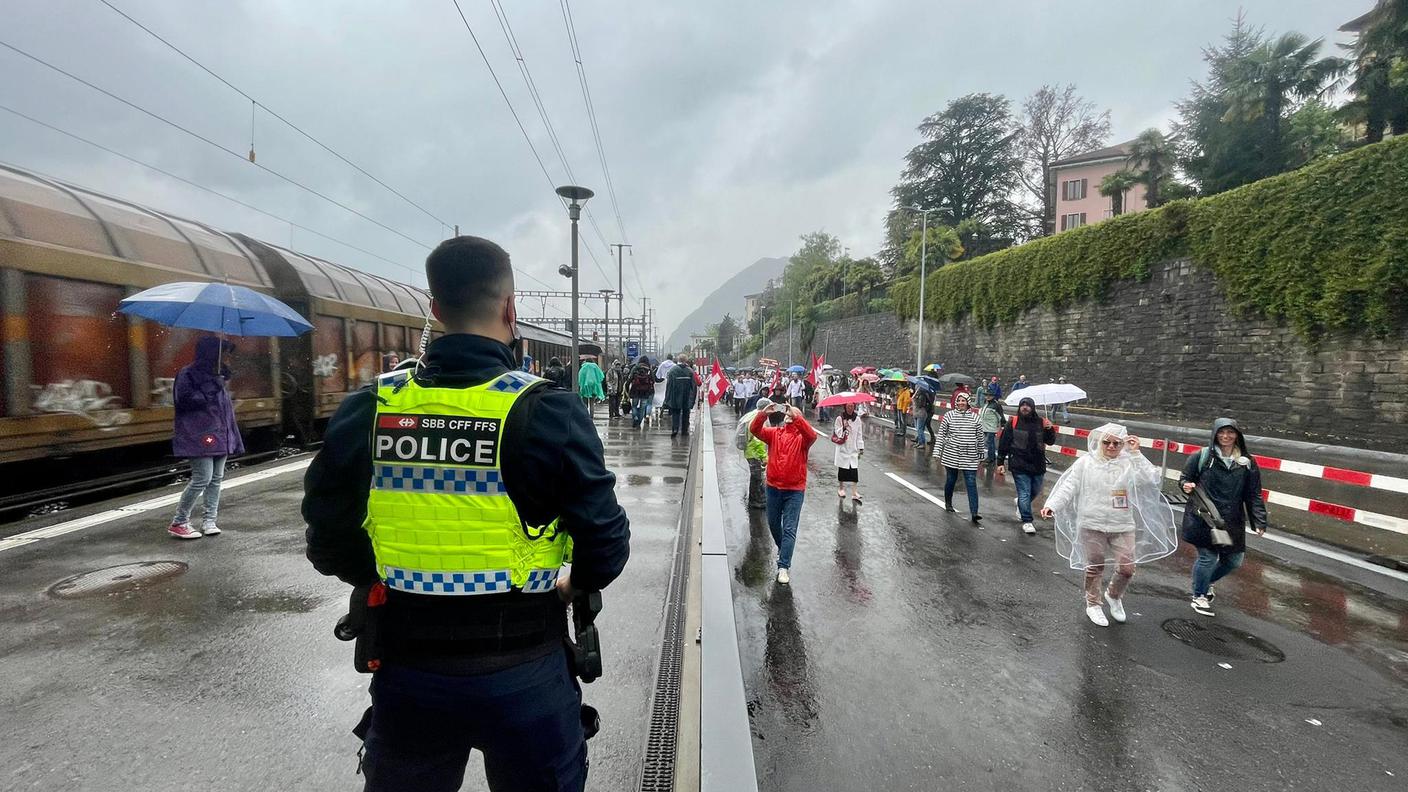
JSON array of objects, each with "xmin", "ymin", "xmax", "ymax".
[{"xmin": 0, "ymin": 445, "xmax": 316, "ymax": 524}]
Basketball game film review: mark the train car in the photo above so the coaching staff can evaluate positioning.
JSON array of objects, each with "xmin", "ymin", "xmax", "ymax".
[
  {"xmin": 0, "ymin": 163, "xmax": 581, "ymax": 491},
  {"xmin": 0, "ymin": 165, "xmax": 282, "ymax": 488}
]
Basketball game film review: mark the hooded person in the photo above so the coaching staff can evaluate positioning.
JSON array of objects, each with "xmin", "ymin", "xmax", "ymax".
[
  {"xmin": 166, "ymin": 336, "xmax": 244, "ymax": 540},
  {"xmin": 543, "ymin": 357, "xmax": 569, "ymax": 390},
  {"xmin": 577, "ymin": 356, "xmax": 606, "ymax": 404},
  {"xmin": 737, "ymin": 397, "xmax": 773, "ymax": 510},
  {"xmin": 664, "ymin": 360, "xmax": 698, "ymax": 437},
  {"xmin": 1179, "ymin": 418, "xmax": 1268, "ymax": 617},
  {"xmin": 935, "ymin": 390, "xmax": 986, "ymax": 522},
  {"xmin": 997, "ymin": 396, "xmax": 1055, "ymax": 534},
  {"xmin": 1041, "ymin": 422, "xmax": 1176, "ymax": 627}
]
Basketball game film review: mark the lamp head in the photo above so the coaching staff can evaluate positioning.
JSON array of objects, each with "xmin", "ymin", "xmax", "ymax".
[
  {"xmin": 559, "ymin": 264, "xmax": 576, "ymax": 278},
  {"xmin": 555, "ymin": 185, "xmax": 595, "ymax": 203}
]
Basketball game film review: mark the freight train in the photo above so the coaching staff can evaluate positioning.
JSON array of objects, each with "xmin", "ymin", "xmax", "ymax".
[{"xmin": 0, "ymin": 164, "xmax": 578, "ymax": 490}]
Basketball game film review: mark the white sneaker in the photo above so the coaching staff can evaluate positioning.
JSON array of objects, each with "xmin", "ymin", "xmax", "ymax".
[
  {"xmin": 1104, "ymin": 590, "xmax": 1126, "ymax": 623},
  {"xmin": 1191, "ymin": 596, "xmax": 1215, "ymax": 617},
  {"xmin": 201, "ymin": 523, "xmax": 221, "ymax": 536},
  {"xmin": 1085, "ymin": 605, "xmax": 1109, "ymax": 627},
  {"xmin": 776, "ymin": 568, "xmax": 791, "ymax": 585},
  {"xmin": 1021, "ymin": 522, "xmax": 1036, "ymax": 535}
]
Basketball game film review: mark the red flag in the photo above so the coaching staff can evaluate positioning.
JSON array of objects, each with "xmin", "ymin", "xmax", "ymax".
[
  {"xmin": 808, "ymin": 353, "xmax": 824, "ymax": 387},
  {"xmin": 769, "ymin": 367, "xmax": 782, "ymax": 396},
  {"xmin": 707, "ymin": 359, "xmax": 731, "ymax": 407}
]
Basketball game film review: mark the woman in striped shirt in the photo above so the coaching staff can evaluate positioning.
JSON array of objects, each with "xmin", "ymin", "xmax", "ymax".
[{"xmin": 935, "ymin": 391, "xmax": 986, "ymax": 522}]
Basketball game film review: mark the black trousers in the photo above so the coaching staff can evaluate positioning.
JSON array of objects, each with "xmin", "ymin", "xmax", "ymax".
[
  {"xmin": 361, "ymin": 647, "xmax": 586, "ymax": 792},
  {"xmin": 671, "ymin": 407, "xmax": 691, "ymax": 435}
]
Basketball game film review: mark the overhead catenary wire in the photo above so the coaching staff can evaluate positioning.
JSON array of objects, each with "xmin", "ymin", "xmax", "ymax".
[
  {"xmin": 0, "ymin": 38, "xmax": 435, "ymax": 252},
  {"xmin": 0, "ymin": 104, "xmax": 555, "ymax": 291},
  {"xmin": 558, "ymin": 0, "xmax": 647, "ymax": 301},
  {"xmin": 447, "ymin": 0, "xmax": 619, "ymax": 293},
  {"xmin": 95, "ymin": 0, "xmax": 454, "ymax": 233}
]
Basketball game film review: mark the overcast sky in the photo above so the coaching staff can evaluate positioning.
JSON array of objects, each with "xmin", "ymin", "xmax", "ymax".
[{"xmin": 1, "ymin": 0, "xmax": 1359, "ymax": 342}]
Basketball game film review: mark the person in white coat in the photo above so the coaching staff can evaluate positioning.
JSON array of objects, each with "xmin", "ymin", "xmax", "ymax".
[
  {"xmin": 1041, "ymin": 422, "xmax": 1177, "ymax": 627},
  {"xmin": 832, "ymin": 402, "xmax": 865, "ymax": 503}
]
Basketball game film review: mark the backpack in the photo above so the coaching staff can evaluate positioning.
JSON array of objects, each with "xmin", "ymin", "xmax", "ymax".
[
  {"xmin": 629, "ymin": 369, "xmax": 653, "ymax": 394},
  {"xmin": 913, "ymin": 389, "xmax": 932, "ymax": 411}
]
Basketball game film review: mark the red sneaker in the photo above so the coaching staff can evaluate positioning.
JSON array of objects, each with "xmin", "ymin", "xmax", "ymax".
[{"xmin": 168, "ymin": 522, "xmax": 202, "ymax": 540}]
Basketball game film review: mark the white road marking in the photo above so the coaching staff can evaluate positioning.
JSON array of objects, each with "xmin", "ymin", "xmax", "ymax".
[
  {"xmin": 885, "ymin": 472, "xmax": 947, "ymax": 509},
  {"xmin": 0, "ymin": 457, "xmax": 313, "ymax": 554}
]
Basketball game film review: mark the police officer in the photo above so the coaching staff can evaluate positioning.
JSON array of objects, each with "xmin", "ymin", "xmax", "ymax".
[{"xmin": 303, "ymin": 235, "xmax": 631, "ymax": 792}]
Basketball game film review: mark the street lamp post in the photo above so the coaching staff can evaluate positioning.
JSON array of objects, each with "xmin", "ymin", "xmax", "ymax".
[
  {"xmin": 600, "ymin": 288, "xmax": 614, "ymax": 370},
  {"xmin": 904, "ymin": 205, "xmax": 935, "ymax": 373},
  {"xmin": 556, "ymin": 185, "xmax": 594, "ymax": 393},
  {"xmin": 787, "ymin": 299, "xmax": 795, "ymax": 368}
]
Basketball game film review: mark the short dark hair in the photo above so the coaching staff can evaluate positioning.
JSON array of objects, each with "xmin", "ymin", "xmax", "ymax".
[{"xmin": 425, "ymin": 236, "xmax": 514, "ymax": 325}]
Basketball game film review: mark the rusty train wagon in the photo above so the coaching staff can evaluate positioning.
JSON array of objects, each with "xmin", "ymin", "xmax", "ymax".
[
  {"xmin": 0, "ymin": 165, "xmax": 283, "ymax": 489},
  {"xmin": 0, "ymin": 164, "xmax": 578, "ymax": 490}
]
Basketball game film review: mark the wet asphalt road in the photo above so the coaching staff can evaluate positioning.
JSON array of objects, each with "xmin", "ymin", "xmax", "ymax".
[
  {"xmin": 713, "ymin": 407, "xmax": 1408, "ymax": 792},
  {"xmin": 0, "ymin": 413, "xmax": 686, "ymax": 792}
]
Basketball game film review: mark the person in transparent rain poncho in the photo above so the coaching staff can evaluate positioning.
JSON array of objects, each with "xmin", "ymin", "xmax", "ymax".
[{"xmin": 1040, "ymin": 423, "xmax": 1178, "ymax": 627}]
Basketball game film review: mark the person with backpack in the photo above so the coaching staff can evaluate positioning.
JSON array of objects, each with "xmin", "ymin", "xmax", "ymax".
[
  {"xmin": 1180, "ymin": 418, "xmax": 1269, "ymax": 617},
  {"xmin": 737, "ymin": 397, "xmax": 772, "ymax": 510},
  {"xmin": 911, "ymin": 386, "xmax": 935, "ymax": 448},
  {"xmin": 627, "ymin": 358, "xmax": 658, "ymax": 428},
  {"xmin": 997, "ymin": 396, "xmax": 1055, "ymax": 535},
  {"xmin": 978, "ymin": 396, "xmax": 1002, "ymax": 463}
]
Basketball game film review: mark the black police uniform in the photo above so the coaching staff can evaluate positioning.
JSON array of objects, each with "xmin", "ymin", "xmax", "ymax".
[{"xmin": 303, "ymin": 334, "xmax": 631, "ymax": 792}]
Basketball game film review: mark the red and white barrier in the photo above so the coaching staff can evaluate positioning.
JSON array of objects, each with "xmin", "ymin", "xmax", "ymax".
[
  {"xmin": 1041, "ymin": 442, "xmax": 1408, "ymax": 535},
  {"xmin": 1050, "ymin": 425, "xmax": 1408, "ymax": 495}
]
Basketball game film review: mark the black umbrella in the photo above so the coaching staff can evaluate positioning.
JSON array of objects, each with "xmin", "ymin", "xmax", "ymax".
[{"xmin": 936, "ymin": 372, "xmax": 976, "ymax": 388}]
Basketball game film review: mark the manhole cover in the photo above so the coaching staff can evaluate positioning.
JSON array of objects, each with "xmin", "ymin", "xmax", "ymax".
[
  {"xmin": 48, "ymin": 561, "xmax": 188, "ymax": 599},
  {"xmin": 1161, "ymin": 618, "xmax": 1285, "ymax": 663}
]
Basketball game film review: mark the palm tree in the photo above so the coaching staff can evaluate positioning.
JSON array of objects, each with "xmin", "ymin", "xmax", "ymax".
[
  {"xmin": 1126, "ymin": 129, "xmax": 1176, "ymax": 208},
  {"xmin": 1341, "ymin": 0, "xmax": 1408, "ymax": 142},
  {"xmin": 1099, "ymin": 169, "xmax": 1140, "ymax": 215},
  {"xmin": 1224, "ymin": 33, "xmax": 1346, "ymax": 159}
]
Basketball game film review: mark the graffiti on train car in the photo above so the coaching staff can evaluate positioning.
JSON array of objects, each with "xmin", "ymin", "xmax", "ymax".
[
  {"xmin": 313, "ymin": 354, "xmax": 340, "ymax": 379},
  {"xmin": 31, "ymin": 380, "xmax": 134, "ymax": 428}
]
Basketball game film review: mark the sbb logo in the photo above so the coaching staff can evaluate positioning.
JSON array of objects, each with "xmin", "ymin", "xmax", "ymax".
[{"xmin": 397, "ymin": 417, "xmax": 416, "ymax": 428}]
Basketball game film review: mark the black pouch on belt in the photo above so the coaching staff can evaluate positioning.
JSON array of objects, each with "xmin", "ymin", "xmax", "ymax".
[{"xmin": 334, "ymin": 582, "xmax": 388, "ymax": 673}]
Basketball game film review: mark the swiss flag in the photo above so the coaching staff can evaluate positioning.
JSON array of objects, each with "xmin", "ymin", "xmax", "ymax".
[
  {"xmin": 808, "ymin": 353, "xmax": 824, "ymax": 387},
  {"xmin": 706, "ymin": 359, "xmax": 731, "ymax": 407}
]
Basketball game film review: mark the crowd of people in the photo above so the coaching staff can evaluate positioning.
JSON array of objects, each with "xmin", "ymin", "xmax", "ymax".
[{"xmin": 725, "ymin": 364, "xmax": 1268, "ymax": 625}]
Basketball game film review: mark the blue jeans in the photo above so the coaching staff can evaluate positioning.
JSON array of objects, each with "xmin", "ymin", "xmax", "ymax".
[
  {"xmin": 172, "ymin": 455, "xmax": 226, "ymax": 526},
  {"xmin": 944, "ymin": 468, "xmax": 979, "ymax": 516},
  {"xmin": 631, "ymin": 397, "xmax": 648, "ymax": 425},
  {"xmin": 1012, "ymin": 471, "xmax": 1044, "ymax": 523},
  {"xmin": 362, "ymin": 648, "xmax": 586, "ymax": 792},
  {"xmin": 1191, "ymin": 547, "xmax": 1245, "ymax": 597},
  {"xmin": 766, "ymin": 486, "xmax": 805, "ymax": 569},
  {"xmin": 984, "ymin": 432, "xmax": 997, "ymax": 461},
  {"xmin": 914, "ymin": 414, "xmax": 930, "ymax": 445}
]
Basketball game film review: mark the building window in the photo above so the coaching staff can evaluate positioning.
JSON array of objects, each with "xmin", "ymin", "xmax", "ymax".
[
  {"xmin": 1061, "ymin": 178, "xmax": 1088, "ymax": 201},
  {"xmin": 1060, "ymin": 213, "xmax": 1087, "ymax": 231}
]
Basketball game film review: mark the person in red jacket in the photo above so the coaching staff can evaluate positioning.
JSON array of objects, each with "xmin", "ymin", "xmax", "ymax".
[{"xmin": 750, "ymin": 403, "xmax": 819, "ymax": 584}]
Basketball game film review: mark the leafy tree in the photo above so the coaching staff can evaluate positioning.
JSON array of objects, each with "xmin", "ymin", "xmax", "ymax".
[
  {"xmin": 712, "ymin": 314, "xmax": 741, "ymax": 356},
  {"xmin": 1340, "ymin": 0, "xmax": 1408, "ymax": 143},
  {"xmin": 1177, "ymin": 15, "xmax": 1346, "ymax": 194},
  {"xmin": 1126, "ymin": 130, "xmax": 1179, "ymax": 208},
  {"xmin": 898, "ymin": 224, "xmax": 964, "ymax": 279},
  {"xmin": 1016, "ymin": 84, "xmax": 1111, "ymax": 235},
  {"xmin": 1099, "ymin": 169, "xmax": 1139, "ymax": 215},
  {"xmin": 892, "ymin": 93, "xmax": 1027, "ymax": 241}
]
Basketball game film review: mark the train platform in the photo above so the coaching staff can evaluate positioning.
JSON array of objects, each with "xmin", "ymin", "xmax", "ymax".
[{"xmin": 0, "ymin": 412, "xmax": 691, "ymax": 792}]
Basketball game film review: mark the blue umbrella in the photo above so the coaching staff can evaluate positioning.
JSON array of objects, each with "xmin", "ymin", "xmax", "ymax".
[
  {"xmin": 905, "ymin": 375, "xmax": 935, "ymax": 392},
  {"xmin": 787, "ymin": 364, "xmax": 806, "ymax": 373},
  {"xmin": 118, "ymin": 281, "xmax": 312, "ymax": 336}
]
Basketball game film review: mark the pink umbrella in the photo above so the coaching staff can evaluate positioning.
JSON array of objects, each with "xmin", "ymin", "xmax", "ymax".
[
  {"xmin": 818, "ymin": 391, "xmax": 876, "ymax": 408},
  {"xmin": 849, "ymin": 366, "xmax": 866, "ymax": 376}
]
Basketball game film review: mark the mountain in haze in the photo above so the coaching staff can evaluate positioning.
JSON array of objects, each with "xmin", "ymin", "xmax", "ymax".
[{"xmin": 665, "ymin": 256, "xmax": 788, "ymax": 353}]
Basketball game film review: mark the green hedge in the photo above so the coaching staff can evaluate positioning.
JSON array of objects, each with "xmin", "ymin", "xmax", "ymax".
[{"xmin": 892, "ymin": 136, "xmax": 1408, "ymax": 339}]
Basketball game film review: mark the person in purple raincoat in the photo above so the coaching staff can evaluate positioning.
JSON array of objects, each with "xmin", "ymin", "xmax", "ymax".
[{"xmin": 166, "ymin": 336, "xmax": 244, "ymax": 540}]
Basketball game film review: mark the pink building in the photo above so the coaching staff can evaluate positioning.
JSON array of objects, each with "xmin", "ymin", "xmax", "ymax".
[{"xmin": 1048, "ymin": 140, "xmax": 1149, "ymax": 233}]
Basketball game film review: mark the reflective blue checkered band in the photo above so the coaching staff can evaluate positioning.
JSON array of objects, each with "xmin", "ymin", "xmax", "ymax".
[
  {"xmin": 521, "ymin": 568, "xmax": 561, "ymax": 594},
  {"xmin": 488, "ymin": 370, "xmax": 541, "ymax": 393},
  {"xmin": 383, "ymin": 567, "xmax": 513, "ymax": 595},
  {"xmin": 372, "ymin": 464, "xmax": 508, "ymax": 494}
]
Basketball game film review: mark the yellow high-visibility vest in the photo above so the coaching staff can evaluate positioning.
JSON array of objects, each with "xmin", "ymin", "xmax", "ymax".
[{"xmin": 364, "ymin": 367, "xmax": 570, "ymax": 595}]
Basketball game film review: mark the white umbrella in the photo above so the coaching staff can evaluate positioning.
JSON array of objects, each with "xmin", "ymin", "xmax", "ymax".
[{"xmin": 1004, "ymin": 382, "xmax": 1086, "ymax": 407}]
